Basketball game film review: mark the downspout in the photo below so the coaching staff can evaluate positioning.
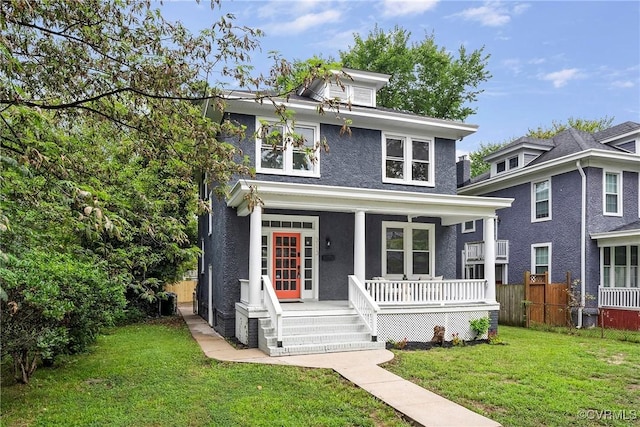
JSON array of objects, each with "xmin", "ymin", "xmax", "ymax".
[{"xmin": 576, "ymin": 160, "xmax": 586, "ymax": 328}]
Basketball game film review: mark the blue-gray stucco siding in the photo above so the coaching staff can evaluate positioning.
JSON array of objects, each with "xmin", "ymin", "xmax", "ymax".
[{"xmin": 458, "ymin": 165, "xmax": 639, "ymax": 313}]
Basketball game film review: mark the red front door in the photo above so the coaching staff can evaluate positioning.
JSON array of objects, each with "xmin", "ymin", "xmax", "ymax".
[{"xmin": 272, "ymin": 232, "xmax": 301, "ymax": 299}]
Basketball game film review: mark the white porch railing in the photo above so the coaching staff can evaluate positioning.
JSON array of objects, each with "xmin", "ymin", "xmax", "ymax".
[
  {"xmin": 599, "ymin": 287, "xmax": 640, "ymax": 309},
  {"xmin": 239, "ymin": 279, "xmax": 249, "ymax": 305},
  {"xmin": 464, "ymin": 240, "xmax": 509, "ymax": 262},
  {"xmin": 262, "ymin": 275, "xmax": 283, "ymax": 347},
  {"xmin": 348, "ymin": 275, "xmax": 379, "ymax": 340},
  {"xmin": 365, "ymin": 278, "xmax": 488, "ymax": 305}
]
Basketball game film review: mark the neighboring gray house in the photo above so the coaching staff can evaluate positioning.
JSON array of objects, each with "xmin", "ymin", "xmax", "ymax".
[
  {"xmin": 196, "ymin": 69, "xmax": 513, "ymax": 356},
  {"xmin": 457, "ymin": 122, "xmax": 640, "ymax": 329}
]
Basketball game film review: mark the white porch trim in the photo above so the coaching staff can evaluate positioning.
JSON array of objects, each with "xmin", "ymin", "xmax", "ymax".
[{"xmin": 227, "ymin": 180, "xmax": 513, "ymax": 225}]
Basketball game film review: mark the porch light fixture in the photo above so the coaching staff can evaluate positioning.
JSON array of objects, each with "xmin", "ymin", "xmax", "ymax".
[{"xmin": 325, "ymin": 236, "xmax": 331, "ymax": 249}]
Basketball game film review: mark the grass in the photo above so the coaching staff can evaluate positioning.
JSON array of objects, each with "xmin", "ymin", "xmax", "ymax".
[
  {"xmin": 1, "ymin": 317, "xmax": 408, "ymax": 427},
  {"xmin": 384, "ymin": 326, "xmax": 640, "ymax": 427}
]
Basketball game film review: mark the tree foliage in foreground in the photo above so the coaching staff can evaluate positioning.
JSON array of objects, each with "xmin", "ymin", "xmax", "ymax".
[
  {"xmin": 0, "ymin": 0, "xmax": 337, "ymax": 382},
  {"xmin": 339, "ymin": 25, "xmax": 492, "ymax": 121}
]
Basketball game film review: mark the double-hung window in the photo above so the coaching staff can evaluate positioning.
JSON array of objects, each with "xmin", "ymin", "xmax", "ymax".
[
  {"xmin": 382, "ymin": 222, "xmax": 435, "ymax": 278},
  {"xmin": 532, "ymin": 179, "xmax": 551, "ymax": 222},
  {"xmin": 256, "ymin": 119, "xmax": 320, "ymax": 177},
  {"xmin": 531, "ymin": 243, "xmax": 551, "ymax": 276},
  {"xmin": 383, "ymin": 134, "xmax": 434, "ymax": 186},
  {"xmin": 603, "ymin": 171, "xmax": 622, "ymax": 216}
]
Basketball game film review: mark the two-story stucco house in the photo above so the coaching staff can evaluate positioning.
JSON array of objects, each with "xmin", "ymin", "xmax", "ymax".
[
  {"xmin": 196, "ymin": 69, "xmax": 513, "ymax": 356},
  {"xmin": 458, "ymin": 122, "xmax": 640, "ymax": 330}
]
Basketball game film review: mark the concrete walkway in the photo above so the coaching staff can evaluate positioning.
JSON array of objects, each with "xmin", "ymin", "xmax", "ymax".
[{"xmin": 178, "ymin": 305, "xmax": 501, "ymax": 427}]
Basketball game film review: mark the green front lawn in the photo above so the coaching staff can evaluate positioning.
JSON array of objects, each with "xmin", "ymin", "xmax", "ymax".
[
  {"xmin": 1, "ymin": 317, "xmax": 408, "ymax": 427},
  {"xmin": 385, "ymin": 326, "xmax": 640, "ymax": 427}
]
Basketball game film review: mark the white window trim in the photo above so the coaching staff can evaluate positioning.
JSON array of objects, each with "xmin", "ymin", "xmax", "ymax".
[
  {"xmin": 200, "ymin": 238, "xmax": 205, "ymax": 274},
  {"xmin": 603, "ymin": 170, "xmax": 623, "ymax": 217},
  {"xmin": 531, "ymin": 242, "xmax": 552, "ymax": 278},
  {"xmin": 531, "ymin": 178, "xmax": 552, "ymax": 223},
  {"xmin": 493, "ymin": 153, "xmax": 524, "ymax": 176},
  {"xmin": 326, "ymin": 82, "xmax": 376, "ymax": 107},
  {"xmin": 255, "ymin": 117, "xmax": 321, "ymax": 178},
  {"xmin": 382, "ymin": 221, "xmax": 435, "ymax": 279},
  {"xmin": 600, "ymin": 244, "xmax": 639, "ymax": 288},
  {"xmin": 208, "ymin": 191, "xmax": 213, "ymax": 236},
  {"xmin": 381, "ymin": 133, "xmax": 435, "ymax": 187},
  {"xmin": 462, "ymin": 220, "xmax": 476, "ymax": 234}
]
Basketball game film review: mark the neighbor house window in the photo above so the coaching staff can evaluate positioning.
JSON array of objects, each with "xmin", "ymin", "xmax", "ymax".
[
  {"xmin": 382, "ymin": 134, "xmax": 434, "ymax": 186},
  {"xmin": 256, "ymin": 118, "xmax": 320, "ymax": 177},
  {"xmin": 496, "ymin": 161, "xmax": 506, "ymax": 174},
  {"xmin": 531, "ymin": 243, "xmax": 551, "ymax": 276},
  {"xmin": 462, "ymin": 220, "xmax": 476, "ymax": 233},
  {"xmin": 509, "ymin": 156, "xmax": 519, "ymax": 169},
  {"xmin": 602, "ymin": 245, "xmax": 639, "ymax": 287},
  {"xmin": 603, "ymin": 171, "xmax": 622, "ymax": 215},
  {"xmin": 532, "ymin": 179, "xmax": 551, "ymax": 221},
  {"xmin": 200, "ymin": 239, "xmax": 205, "ymax": 274},
  {"xmin": 382, "ymin": 222, "xmax": 435, "ymax": 278}
]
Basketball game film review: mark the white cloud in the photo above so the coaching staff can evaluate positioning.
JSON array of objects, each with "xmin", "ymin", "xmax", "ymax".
[
  {"xmin": 262, "ymin": 9, "xmax": 343, "ymax": 35},
  {"xmin": 502, "ymin": 59, "xmax": 522, "ymax": 74},
  {"xmin": 528, "ymin": 58, "xmax": 546, "ymax": 65},
  {"xmin": 611, "ymin": 80, "xmax": 635, "ymax": 89},
  {"xmin": 380, "ymin": 0, "xmax": 439, "ymax": 17},
  {"xmin": 452, "ymin": 1, "xmax": 529, "ymax": 27},
  {"xmin": 540, "ymin": 68, "xmax": 583, "ymax": 88}
]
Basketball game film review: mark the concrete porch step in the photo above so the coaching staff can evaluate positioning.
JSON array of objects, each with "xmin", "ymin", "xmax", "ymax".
[{"xmin": 259, "ymin": 311, "xmax": 382, "ymax": 357}]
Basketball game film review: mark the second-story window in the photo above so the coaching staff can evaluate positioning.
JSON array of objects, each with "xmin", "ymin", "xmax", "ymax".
[
  {"xmin": 256, "ymin": 119, "xmax": 320, "ymax": 177},
  {"xmin": 532, "ymin": 179, "xmax": 551, "ymax": 222},
  {"xmin": 604, "ymin": 171, "xmax": 622, "ymax": 216},
  {"xmin": 383, "ymin": 134, "xmax": 434, "ymax": 186}
]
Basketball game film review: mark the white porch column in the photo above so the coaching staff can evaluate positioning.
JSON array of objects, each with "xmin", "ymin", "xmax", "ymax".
[
  {"xmin": 484, "ymin": 216, "xmax": 497, "ymax": 303},
  {"xmin": 354, "ymin": 210, "xmax": 366, "ymax": 282},
  {"xmin": 248, "ymin": 205, "xmax": 263, "ymax": 307}
]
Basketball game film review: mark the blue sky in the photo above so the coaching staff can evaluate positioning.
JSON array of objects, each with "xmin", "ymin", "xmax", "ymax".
[{"xmin": 160, "ymin": 0, "xmax": 640, "ymax": 155}]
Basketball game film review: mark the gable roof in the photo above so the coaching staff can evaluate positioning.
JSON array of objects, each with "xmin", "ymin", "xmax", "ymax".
[
  {"xmin": 483, "ymin": 136, "xmax": 554, "ymax": 162},
  {"xmin": 593, "ymin": 121, "xmax": 640, "ymax": 142},
  {"xmin": 527, "ymin": 128, "xmax": 622, "ymax": 166}
]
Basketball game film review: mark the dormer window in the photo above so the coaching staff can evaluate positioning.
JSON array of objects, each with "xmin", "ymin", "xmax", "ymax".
[
  {"xmin": 509, "ymin": 156, "xmax": 519, "ymax": 169},
  {"xmin": 496, "ymin": 161, "xmax": 506, "ymax": 174},
  {"xmin": 327, "ymin": 82, "xmax": 375, "ymax": 107}
]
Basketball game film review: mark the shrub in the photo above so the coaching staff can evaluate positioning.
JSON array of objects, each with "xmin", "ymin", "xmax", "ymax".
[
  {"xmin": 0, "ymin": 250, "xmax": 126, "ymax": 383},
  {"xmin": 469, "ymin": 316, "xmax": 490, "ymax": 339}
]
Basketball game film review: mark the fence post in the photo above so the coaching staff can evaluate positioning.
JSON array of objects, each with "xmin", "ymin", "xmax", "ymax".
[{"xmin": 525, "ymin": 271, "xmax": 530, "ymax": 328}]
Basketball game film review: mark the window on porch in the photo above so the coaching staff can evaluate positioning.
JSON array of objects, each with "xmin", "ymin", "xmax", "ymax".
[
  {"xmin": 602, "ymin": 245, "xmax": 639, "ymax": 288},
  {"xmin": 382, "ymin": 222, "xmax": 435, "ymax": 278}
]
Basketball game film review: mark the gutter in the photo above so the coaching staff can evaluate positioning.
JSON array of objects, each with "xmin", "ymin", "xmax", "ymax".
[{"xmin": 576, "ymin": 160, "xmax": 586, "ymax": 328}]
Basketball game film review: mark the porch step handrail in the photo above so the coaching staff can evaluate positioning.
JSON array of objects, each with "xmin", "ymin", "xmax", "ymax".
[
  {"xmin": 348, "ymin": 275, "xmax": 380, "ymax": 341},
  {"xmin": 262, "ymin": 275, "xmax": 283, "ymax": 347},
  {"xmin": 599, "ymin": 287, "xmax": 640, "ymax": 309},
  {"xmin": 365, "ymin": 278, "xmax": 488, "ymax": 305}
]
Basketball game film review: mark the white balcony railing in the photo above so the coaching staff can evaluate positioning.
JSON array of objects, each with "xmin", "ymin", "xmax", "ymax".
[
  {"xmin": 599, "ymin": 287, "xmax": 640, "ymax": 309},
  {"xmin": 464, "ymin": 240, "xmax": 509, "ymax": 262},
  {"xmin": 365, "ymin": 278, "xmax": 488, "ymax": 306}
]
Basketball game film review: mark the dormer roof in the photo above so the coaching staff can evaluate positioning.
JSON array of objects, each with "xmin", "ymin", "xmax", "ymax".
[{"xmin": 297, "ymin": 68, "xmax": 391, "ymax": 108}]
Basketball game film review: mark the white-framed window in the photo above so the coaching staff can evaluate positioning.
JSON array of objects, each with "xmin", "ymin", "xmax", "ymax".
[
  {"xmin": 508, "ymin": 156, "xmax": 519, "ymax": 169},
  {"xmin": 602, "ymin": 245, "xmax": 639, "ymax": 288},
  {"xmin": 327, "ymin": 82, "xmax": 375, "ymax": 107},
  {"xmin": 531, "ymin": 243, "xmax": 551, "ymax": 276},
  {"xmin": 256, "ymin": 118, "xmax": 320, "ymax": 177},
  {"xmin": 462, "ymin": 220, "xmax": 476, "ymax": 233},
  {"xmin": 493, "ymin": 154, "xmax": 522, "ymax": 175},
  {"xmin": 200, "ymin": 238, "xmax": 205, "ymax": 274},
  {"xmin": 382, "ymin": 134, "xmax": 434, "ymax": 186},
  {"xmin": 603, "ymin": 171, "xmax": 622, "ymax": 216},
  {"xmin": 382, "ymin": 221, "xmax": 435, "ymax": 278},
  {"xmin": 208, "ymin": 192, "xmax": 213, "ymax": 236},
  {"xmin": 531, "ymin": 179, "xmax": 551, "ymax": 222}
]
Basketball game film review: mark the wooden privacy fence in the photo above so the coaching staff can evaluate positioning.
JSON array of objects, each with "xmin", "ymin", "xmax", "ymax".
[
  {"xmin": 496, "ymin": 272, "xmax": 570, "ymax": 327},
  {"xmin": 525, "ymin": 271, "xmax": 570, "ymax": 327},
  {"xmin": 496, "ymin": 283, "xmax": 525, "ymax": 326},
  {"xmin": 164, "ymin": 280, "xmax": 197, "ymax": 303}
]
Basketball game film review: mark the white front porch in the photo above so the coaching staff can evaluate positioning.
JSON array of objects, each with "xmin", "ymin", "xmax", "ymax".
[
  {"xmin": 599, "ymin": 287, "xmax": 640, "ymax": 310},
  {"xmin": 229, "ymin": 180, "xmax": 512, "ymax": 355}
]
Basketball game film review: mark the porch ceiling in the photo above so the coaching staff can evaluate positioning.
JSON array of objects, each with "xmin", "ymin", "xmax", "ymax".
[{"xmin": 227, "ymin": 180, "xmax": 513, "ymax": 225}]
